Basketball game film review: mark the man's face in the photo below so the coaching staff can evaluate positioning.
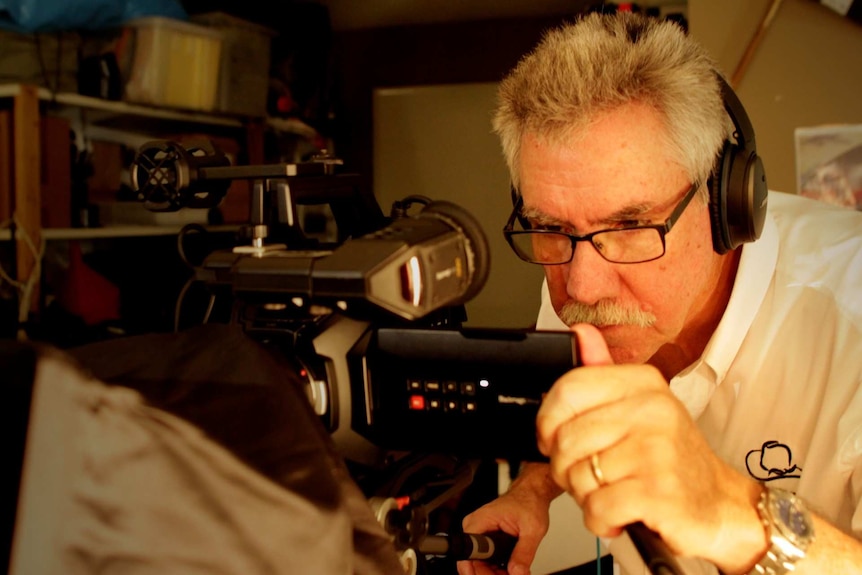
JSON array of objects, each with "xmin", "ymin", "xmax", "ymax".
[{"xmin": 518, "ymin": 102, "xmax": 729, "ymax": 365}]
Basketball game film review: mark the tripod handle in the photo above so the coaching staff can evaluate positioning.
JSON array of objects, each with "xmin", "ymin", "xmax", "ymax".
[{"xmin": 419, "ymin": 531, "xmax": 517, "ymax": 568}]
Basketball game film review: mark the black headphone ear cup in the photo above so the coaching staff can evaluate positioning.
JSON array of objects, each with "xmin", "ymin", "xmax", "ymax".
[
  {"xmin": 712, "ymin": 141, "xmax": 768, "ymax": 254},
  {"xmin": 708, "ymin": 141, "xmax": 733, "ymax": 254},
  {"xmin": 726, "ymin": 147, "xmax": 768, "ymax": 251}
]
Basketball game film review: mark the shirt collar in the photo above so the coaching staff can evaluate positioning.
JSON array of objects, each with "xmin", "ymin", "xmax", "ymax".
[
  {"xmin": 669, "ymin": 204, "xmax": 780, "ymax": 417},
  {"xmin": 699, "ymin": 206, "xmax": 779, "ymax": 381}
]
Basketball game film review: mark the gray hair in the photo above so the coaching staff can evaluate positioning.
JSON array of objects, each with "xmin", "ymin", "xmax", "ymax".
[{"xmin": 493, "ymin": 12, "xmax": 729, "ymax": 195}]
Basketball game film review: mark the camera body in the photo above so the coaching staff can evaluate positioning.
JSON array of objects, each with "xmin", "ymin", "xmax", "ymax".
[{"xmin": 131, "ymin": 140, "xmax": 576, "ymax": 466}]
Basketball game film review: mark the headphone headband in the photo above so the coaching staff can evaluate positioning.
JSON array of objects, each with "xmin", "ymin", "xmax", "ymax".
[{"xmin": 717, "ymin": 74, "xmax": 757, "ymax": 152}]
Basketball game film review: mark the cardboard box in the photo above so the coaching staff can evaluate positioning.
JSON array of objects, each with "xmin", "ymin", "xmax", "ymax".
[
  {"xmin": 40, "ymin": 116, "xmax": 72, "ymax": 228},
  {"xmin": 86, "ymin": 140, "xmax": 125, "ymax": 204},
  {"xmin": 0, "ymin": 111, "xmax": 10, "ymax": 224}
]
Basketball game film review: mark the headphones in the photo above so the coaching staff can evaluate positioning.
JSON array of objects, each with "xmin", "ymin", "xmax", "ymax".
[{"xmin": 708, "ymin": 73, "xmax": 768, "ymax": 254}]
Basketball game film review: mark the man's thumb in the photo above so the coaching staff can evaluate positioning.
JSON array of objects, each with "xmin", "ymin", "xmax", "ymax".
[{"xmin": 571, "ymin": 323, "xmax": 614, "ymax": 366}]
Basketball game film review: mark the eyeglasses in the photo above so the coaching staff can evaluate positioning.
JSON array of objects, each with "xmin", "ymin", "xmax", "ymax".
[{"xmin": 503, "ymin": 181, "xmax": 701, "ymax": 265}]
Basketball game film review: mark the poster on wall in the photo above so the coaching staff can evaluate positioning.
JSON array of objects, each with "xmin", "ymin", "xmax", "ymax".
[
  {"xmin": 815, "ymin": 0, "xmax": 862, "ymax": 24},
  {"xmin": 795, "ymin": 124, "xmax": 862, "ymax": 210}
]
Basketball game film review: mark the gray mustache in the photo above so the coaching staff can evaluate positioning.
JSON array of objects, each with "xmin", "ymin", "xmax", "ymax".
[{"xmin": 558, "ymin": 300, "xmax": 656, "ymax": 328}]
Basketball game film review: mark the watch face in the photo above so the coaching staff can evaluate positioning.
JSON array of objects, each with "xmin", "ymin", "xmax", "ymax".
[{"xmin": 772, "ymin": 494, "xmax": 813, "ymax": 541}]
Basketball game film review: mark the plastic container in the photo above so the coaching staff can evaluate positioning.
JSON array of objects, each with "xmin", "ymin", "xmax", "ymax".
[
  {"xmin": 191, "ymin": 12, "xmax": 275, "ymax": 117},
  {"xmin": 123, "ymin": 16, "xmax": 222, "ymax": 112}
]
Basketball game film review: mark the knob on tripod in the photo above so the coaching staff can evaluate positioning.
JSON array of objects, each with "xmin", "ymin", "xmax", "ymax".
[{"xmin": 131, "ymin": 140, "xmax": 232, "ymax": 212}]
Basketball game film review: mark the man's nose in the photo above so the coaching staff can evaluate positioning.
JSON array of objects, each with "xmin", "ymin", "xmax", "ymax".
[{"xmin": 562, "ymin": 242, "xmax": 618, "ymax": 306}]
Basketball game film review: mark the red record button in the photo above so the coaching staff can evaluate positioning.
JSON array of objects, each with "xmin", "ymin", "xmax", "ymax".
[{"xmin": 409, "ymin": 395, "xmax": 426, "ymax": 410}]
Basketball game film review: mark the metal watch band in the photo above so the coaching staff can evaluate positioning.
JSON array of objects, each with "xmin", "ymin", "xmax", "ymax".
[{"xmin": 747, "ymin": 487, "xmax": 814, "ymax": 575}]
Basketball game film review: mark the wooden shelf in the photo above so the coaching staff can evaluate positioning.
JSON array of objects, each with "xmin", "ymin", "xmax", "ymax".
[
  {"xmin": 0, "ymin": 84, "xmax": 245, "ymax": 128},
  {"xmin": 0, "ymin": 224, "xmax": 240, "ymax": 241}
]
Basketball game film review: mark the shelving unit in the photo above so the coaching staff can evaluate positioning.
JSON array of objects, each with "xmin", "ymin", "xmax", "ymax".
[{"xmin": 0, "ymin": 83, "xmax": 265, "ymax": 325}]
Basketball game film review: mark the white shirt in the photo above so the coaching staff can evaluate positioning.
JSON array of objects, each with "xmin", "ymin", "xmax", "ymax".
[{"xmin": 535, "ymin": 191, "xmax": 862, "ymax": 574}]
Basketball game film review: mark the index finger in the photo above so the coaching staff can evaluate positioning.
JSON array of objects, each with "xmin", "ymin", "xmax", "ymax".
[{"xmin": 535, "ymin": 364, "xmax": 640, "ymax": 453}]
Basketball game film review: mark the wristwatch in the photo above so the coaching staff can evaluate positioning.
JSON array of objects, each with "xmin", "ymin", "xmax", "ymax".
[{"xmin": 748, "ymin": 487, "xmax": 815, "ymax": 574}]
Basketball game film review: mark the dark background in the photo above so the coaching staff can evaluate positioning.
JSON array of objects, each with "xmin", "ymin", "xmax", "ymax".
[{"xmin": 178, "ymin": 1, "xmax": 665, "ymax": 197}]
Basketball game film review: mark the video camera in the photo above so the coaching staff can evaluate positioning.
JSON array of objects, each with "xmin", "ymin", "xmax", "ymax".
[{"xmin": 130, "ymin": 140, "xmax": 576, "ymax": 571}]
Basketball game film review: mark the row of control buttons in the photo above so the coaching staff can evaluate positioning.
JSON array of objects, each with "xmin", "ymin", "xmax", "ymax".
[
  {"xmin": 407, "ymin": 379, "xmax": 477, "ymax": 395},
  {"xmin": 409, "ymin": 395, "xmax": 477, "ymax": 413},
  {"xmin": 407, "ymin": 378, "xmax": 479, "ymax": 413}
]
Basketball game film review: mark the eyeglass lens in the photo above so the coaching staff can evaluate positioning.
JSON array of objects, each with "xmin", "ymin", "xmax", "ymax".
[{"xmin": 508, "ymin": 227, "xmax": 666, "ymax": 264}]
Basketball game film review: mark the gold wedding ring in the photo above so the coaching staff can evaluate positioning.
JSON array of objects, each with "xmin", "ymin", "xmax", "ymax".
[{"xmin": 590, "ymin": 452, "xmax": 606, "ymax": 487}]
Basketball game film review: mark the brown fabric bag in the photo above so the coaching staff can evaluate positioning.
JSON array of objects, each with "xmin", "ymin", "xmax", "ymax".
[{"xmin": 8, "ymin": 325, "xmax": 403, "ymax": 575}]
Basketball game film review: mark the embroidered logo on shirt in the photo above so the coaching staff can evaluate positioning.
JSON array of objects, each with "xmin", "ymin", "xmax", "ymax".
[{"xmin": 745, "ymin": 440, "xmax": 802, "ymax": 481}]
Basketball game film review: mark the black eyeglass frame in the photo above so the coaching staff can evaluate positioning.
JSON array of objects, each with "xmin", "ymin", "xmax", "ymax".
[{"xmin": 503, "ymin": 181, "xmax": 702, "ymax": 265}]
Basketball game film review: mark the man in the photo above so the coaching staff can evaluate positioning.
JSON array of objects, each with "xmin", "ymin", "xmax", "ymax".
[{"xmin": 458, "ymin": 11, "xmax": 862, "ymax": 575}]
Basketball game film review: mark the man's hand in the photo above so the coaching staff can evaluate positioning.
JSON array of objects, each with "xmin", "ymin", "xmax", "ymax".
[
  {"xmin": 535, "ymin": 324, "xmax": 765, "ymax": 573},
  {"xmin": 456, "ymin": 463, "xmax": 560, "ymax": 575}
]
